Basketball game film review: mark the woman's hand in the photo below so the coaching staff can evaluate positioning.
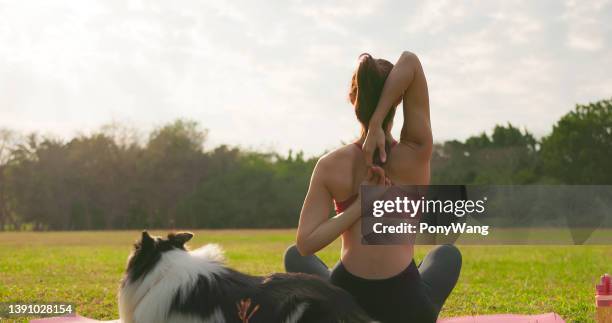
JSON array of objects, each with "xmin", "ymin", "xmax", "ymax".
[
  {"xmin": 363, "ymin": 126, "xmax": 386, "ymax": 166},
  {"xmin": 363, "ymin": 165, "xmax": 392, "ymax": 186}
]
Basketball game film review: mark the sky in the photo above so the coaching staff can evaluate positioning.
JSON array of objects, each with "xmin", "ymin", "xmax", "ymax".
[{"xmin": 1, "ymin": 0, "xmax": 611, "ymax": 156}]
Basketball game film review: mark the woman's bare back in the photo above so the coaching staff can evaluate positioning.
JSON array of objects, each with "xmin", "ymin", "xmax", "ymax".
[{"xmin": 320, "ymin": 140, "xmax": 430, "ymax": 279}]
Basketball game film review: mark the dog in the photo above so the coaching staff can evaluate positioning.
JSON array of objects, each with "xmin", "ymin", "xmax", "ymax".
[{"xmin": 119, "ymin": 231, "xmax": 375, "ymax": 323}]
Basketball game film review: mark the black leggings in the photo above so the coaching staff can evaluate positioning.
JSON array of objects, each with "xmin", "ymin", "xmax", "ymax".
[{"xmin": 284, "ymin": 245, "xmax": 461, "ymax": 323}]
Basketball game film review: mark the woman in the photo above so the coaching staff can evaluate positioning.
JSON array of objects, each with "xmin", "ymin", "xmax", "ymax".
[{"xmin": 284, "ymin": 51, "xmax": 462, "ymax": 323}]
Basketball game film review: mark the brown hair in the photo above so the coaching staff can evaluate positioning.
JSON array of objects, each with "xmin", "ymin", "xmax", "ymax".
[{"xmin": 349, "ymin": 53, "xmax": 396, "ymax": 165}]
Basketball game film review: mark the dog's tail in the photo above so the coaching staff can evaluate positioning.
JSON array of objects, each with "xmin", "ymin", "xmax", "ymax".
[{"xmin": 190, "ymin": 243, "xmax": 226, "ymax": 262}]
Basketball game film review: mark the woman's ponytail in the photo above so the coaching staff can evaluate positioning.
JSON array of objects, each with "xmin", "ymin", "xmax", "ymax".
[{"xmin": 350, "ymin": 53, "xmax": 396, "ymax": 166}]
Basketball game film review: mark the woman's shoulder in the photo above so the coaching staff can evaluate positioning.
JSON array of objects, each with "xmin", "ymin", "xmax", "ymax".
[
  {"xmin": 319, "ymin": 143, "xmax": 361, "ymax": 164},
  {"xmin": 314, "ymin": 143, "xmax": 362, "ymax": 175},
  {"xmin": 314, "ymin": 143, "xmax": 363, "ymax": 194}
]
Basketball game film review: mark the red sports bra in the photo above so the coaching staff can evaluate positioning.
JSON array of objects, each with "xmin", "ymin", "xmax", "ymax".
[{"xmin": 332, "ymin": 140, "xmax": 397, "ymax": 214}]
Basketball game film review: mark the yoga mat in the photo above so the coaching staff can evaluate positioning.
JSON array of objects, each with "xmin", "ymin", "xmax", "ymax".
[
  {"xmin": 30, "ymin": 312, "xmax": 565, "ymax": 323},
  {"xmin": 30, "ymin": 316, "xmax": 119, "ymax": 323},
  {"xmin": 439, "ymin": 313, "xmax": 566, "ymax": 323}
]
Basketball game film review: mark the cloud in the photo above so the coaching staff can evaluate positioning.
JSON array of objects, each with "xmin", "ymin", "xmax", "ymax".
[
  {"xmin": 563, "ymin": 0, "xmax": 611, "ymax": 51},
  {"xmin": 0, "ymin": 0, "xmax": 611, "ymax": 155},
  {"xmin": 404, "ymin": 0, "xmax": 467, "ymax": 35}
]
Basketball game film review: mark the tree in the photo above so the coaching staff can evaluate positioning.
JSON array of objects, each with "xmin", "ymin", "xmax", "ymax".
[
  {"xmin": 0, "ymin": 128, "xmax": 19, "ymax": 230},
  {"xmin": 540, "ymin": 98, "xmax": 612, "ymax": 184},
  {"xmin": 431, "ymin": 123, "xmax": 538, "ymax": 184},
  {"xmin": 143, "ymin": 119, "xmax": 209, "ymax": 228}
]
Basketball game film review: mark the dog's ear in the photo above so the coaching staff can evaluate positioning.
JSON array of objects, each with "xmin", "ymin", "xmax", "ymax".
[
  {"xmin": 168, "ymin": 232, "xmax": 193, "ymax": 247},
  {"xmin": 140, "ymin": 230, "xmax": 154, "ymax": 248}
]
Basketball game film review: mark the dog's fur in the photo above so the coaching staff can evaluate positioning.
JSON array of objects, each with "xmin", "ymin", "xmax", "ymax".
[{"xmin": 119, "ymin": 231, "xmax": 375, "ymax": 323}]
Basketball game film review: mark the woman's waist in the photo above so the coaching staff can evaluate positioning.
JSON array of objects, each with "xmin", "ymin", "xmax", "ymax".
[
  {"xmin": 340, "ymin": 243, "xmax": 414, "ymax": 279},
  {"xmin": 332, "ymin": 252, "xmax": 419, "ymax": 286}
]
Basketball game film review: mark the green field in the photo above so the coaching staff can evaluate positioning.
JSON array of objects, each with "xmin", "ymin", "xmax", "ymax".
[{"xmin": 0, "ymin": 230, "xmax": 610, "ymax": 322}]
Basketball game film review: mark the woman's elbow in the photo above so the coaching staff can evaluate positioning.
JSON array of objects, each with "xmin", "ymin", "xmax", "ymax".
[
  {"xmin": 295, "ymin": 238, "xmax": 315, "ymax": 256},
  {"xmin": 400, "ymin": 51, "xmax": 419, "ymax": 63}
]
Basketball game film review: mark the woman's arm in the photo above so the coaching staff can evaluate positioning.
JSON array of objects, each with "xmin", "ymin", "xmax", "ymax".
[
  {"xmin": 296, "ymin": 160, "xmax": 387, "ymax": 256},
  {"xmin": 363, "ymin": 51, "xmax": 432, "ymax": 164},
  {"xmin": 295, "ymin": 158, "xmax": 360, "ymax": 256}
]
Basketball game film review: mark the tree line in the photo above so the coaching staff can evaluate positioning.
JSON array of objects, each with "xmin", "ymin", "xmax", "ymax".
[{"xmin": 0, "ymin": 99, "xmax": 610, "ymax": 230}]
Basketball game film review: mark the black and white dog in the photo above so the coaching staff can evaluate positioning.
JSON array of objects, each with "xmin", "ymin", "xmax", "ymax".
[{"xmin": 119, "ymin": 231, "xmax": 375, "ymax": 323}]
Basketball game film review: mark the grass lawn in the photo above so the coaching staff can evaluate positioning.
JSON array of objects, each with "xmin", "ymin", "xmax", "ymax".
[{"xmin": 0, "ymin": 230, "xmax": 610, "ymax": 322}]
